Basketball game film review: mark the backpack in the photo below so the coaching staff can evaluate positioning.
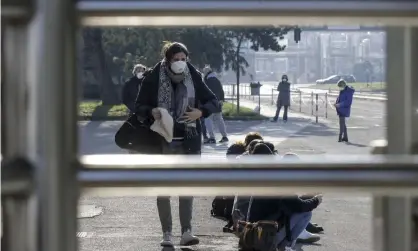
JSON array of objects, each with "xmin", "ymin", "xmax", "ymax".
[
  {"xmin": 237, "ymin": 220, "xmax": 282, "ymax": 251},
  {"xmin": 210, "ymin": 196, "xmax": 235, "ymax": 233}
]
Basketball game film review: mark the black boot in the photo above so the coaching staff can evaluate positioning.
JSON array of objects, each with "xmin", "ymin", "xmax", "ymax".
[{"xmin": 306, "ymin": 222, "xmax": 324, "ymax": 233}]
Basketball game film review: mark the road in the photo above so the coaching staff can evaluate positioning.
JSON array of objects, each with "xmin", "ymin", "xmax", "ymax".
[{"xmin": 77, "ymin": 97, "xmax": 384, "ymax": 251}]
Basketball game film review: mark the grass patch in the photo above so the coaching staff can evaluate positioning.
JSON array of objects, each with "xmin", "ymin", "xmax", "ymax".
[
  {"xmin": 222, "ymin": 102, "xmax": 267, "ymax": 120},
  {"xmin": 79, "ymin": 101, "xmax": 266, "ymax": 120},
  {"xmin": 79, "ymin": 101, "xmax": 128, "ymax": 118},
  {"xmin": 310, "ymin": 82, "xmax": 386, "ymax": 92}
]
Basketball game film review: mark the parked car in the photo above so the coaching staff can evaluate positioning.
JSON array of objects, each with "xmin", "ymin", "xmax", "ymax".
[{"xmin": 315, "ymin": 74, "xmax": 356, "ymax": 84}]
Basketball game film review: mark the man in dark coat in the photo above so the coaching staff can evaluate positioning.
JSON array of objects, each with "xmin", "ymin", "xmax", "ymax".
[
  {"xmin": 122, "ymin": 64, "xmax": 147, "ymax": 114},
  {"xmin": 334, "ymin": 79, "xmax": 355, "ymax": 142},
  {"xmin": 202, "ymin": 65, "xmax": 229, "ymax": 143},
  {"xmin": 272, "ymin": 74, "xmax": 291, "ymax": 122}
]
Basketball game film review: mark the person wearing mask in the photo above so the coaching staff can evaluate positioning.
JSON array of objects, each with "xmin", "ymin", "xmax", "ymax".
[
  {"xmin": 122, "ymin": 64, "xmax": 147, "ymax": 115},
  {"xmin": 135, "ymin": 42, "xmax": 219, "ymax": 247},
  {"xmin": 334, "ymin": 80, "xmax": 355, "ymax": 142},
  {"xmin": 202, "ymin": 65, "xmax": 229, "ymax": 143},
  {"xmin": 272, "ymin": 74, "xmax": 291, "ymax": 122}
]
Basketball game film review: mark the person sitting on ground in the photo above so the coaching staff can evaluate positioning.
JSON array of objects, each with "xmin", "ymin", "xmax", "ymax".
[
  {"xmin": 247, "ymin": 139, "xmax": 278, "ymax": 155},
  {"xmin": 226, "ymin": 141, "xmax": 247, "ymax": 158},
  {"xmin": 282, "ymin": 152, "xmax": 324, "ymax": 242},
  {"xmin": 233, "ymin": 146, "xmax": 323, "ymax": 251},
  {"xmin": 243, "ymin": 132, "xmax": 263, "ymax": 148}
]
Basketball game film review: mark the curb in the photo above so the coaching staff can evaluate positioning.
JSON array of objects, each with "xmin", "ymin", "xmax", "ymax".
[
  {"xmin": 78, "ymin": 115, "xmax": 268, "ymax": 121},
  {"xmin": 326, "ymin": 93, "xmax": 386, "ymax": 102}
]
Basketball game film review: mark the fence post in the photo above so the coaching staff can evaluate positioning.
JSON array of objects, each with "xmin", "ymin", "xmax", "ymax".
[
  {"xmin": 315, "ymin": 93, "xmax": 319, "ymax": 123},
  {"xmin": 325, "ymin": 92, "xmax": 328, "ymax": 118},
  {"xmin": 311, "ymin": 92, "xmax": 314, "ymax": 115},
  {"xmin": 299, "ymin": 90, "xmax": 302, "ymax": 112}
]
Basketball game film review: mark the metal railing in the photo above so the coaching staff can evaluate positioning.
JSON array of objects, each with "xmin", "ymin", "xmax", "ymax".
[{"xmin": 2, "ymin": 1, "xmax": 418, "ymax": 251}]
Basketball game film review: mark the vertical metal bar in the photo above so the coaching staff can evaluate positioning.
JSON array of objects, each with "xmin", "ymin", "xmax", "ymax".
[
  {"xmin": 373, "ymin": 26, "xmax": 418, "ymax": 251},
  {"xmin": 2, "ymin": 23, "xmax": 29, "ymax": 157},
  {"xmin": 30, "ymin": 0, "xmax": 79, "ymax": 251},
  {"xmin": 271, "ymin": 88, "xmax": 274, "ymax": 105},
  {"xmin": 325, "ymin": 92, "xmax": 328, "ymax": 118},
  {"xmin": 311, "ymin": 91, "xmax": 314, "ymax": 115},
  {"xmin": 315, "ymin": 93, "xmax": 318, "ymax": 123},
  {"xmin": 299, "ymin": 90, "xmax": 302, "ymax": 112}
]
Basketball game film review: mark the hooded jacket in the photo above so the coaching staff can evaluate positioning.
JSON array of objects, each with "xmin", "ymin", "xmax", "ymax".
[{"xmin": 336, "ymin": 86, "xmax": 355, "ymax": 117}]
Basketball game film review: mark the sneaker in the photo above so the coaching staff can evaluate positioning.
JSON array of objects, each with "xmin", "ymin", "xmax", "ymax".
[
  {"xmin": 180, "ymin": 230, "xmax": 199, "ymax": 246},
  {"xmin": 219, "ymin": 137, "xmax": 229, "ymax": 143},
  {"xmin": 160, "ymin": 232, "xmax": 173, "ymax": 247},
  {"xmin": 296, "ymin": 229, "xmax": 321, "ymax": 244},
  {"xmin": 204, "ymin": 138, "xmax": 216, "ymax": 144},
  {"xmin": 271, "ymin": 118, "xmax": 278, "ymax": 122}
]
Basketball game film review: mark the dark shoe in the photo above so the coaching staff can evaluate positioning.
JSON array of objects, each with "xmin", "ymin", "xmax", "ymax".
[
  {"xmin": 204, "ymin": 138, "xmax": 216, "ymax": 144},
  {"xmin": 306, "ymin": 222, "xmax": 324, "ymax": 233},
  {"xmin": 271, "ymin": 117, "xmax": 278, "ymax": 122},
  {"xmin": 342, "ymin": 138, "xmax": 349, "ymax": 142},
  {"xmin": 203, "ymin": 136, "xmax": 209, "ymax": 141},
  {"xmin": 219, "ymin": 137, "xmax": 229, "ymax": 143},
  {"xmin": 338, "ymin": 139, "xmax": 343, "ymax": 142}
]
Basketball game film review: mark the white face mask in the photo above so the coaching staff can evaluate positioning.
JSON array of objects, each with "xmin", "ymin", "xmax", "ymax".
[
  {"xmin": 136, "ymin": 72, "xmax": 143, "ymax": 79},
  {"xmin": 170, "ymin": 61, "xmax": 187, "ymax": 74}
]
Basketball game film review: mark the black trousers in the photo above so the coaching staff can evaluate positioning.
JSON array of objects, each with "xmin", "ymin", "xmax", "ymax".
[
  {"xmin": 339, "ymin": 116, "xmax": 348, "ymax": 140},
  {"xmin": 274, "ymin": 105, "xmax": 289, "ymax": 121}
]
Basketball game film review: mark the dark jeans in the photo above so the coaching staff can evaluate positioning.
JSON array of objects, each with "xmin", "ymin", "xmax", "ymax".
[
  {"xmin": 274, "ymin": 105, "xmax": 289, "ymax": 121},
  {"xmin": 339, "ymin": 116, "xmax": 348, "ymax": 140}
]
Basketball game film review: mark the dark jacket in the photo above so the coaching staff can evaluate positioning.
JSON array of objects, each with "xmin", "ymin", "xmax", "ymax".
[
  {"xmin": 248, "ymin": 195, "xmax": 320, "ymax": 223},
  {"xmin": 277, "ymin": 81, "xmax": 291, "ymax": 107},
  {"xmin": 204, "ymin": 72, "xmax": 225, "ymax": 106},
  {"xmin": 336, "ymin": 86, "xmax": 355, "ymax": 117},
  {"xmin": 135, "ymin": 62, "xmax": 219, "ymax": 152},
  {"xmin": 122, "ymin": 76, "xmax": 143, "ymax": 112}
]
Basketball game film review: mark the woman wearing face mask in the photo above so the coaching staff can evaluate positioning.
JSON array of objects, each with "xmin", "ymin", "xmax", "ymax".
[
  {"xmin": 135, "ymin": 42, "xmax": 219, "ymax": 247},
  {"xmin": 122, "ymin": 64, "xmax": 147, "ymax": 115}
]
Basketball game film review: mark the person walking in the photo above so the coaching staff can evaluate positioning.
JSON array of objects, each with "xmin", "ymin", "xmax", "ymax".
[
  {"xmin": 334, "ymin": 79, "xmax": 355, "ymax": 142},
  {"xmin": 272, "ymin": 74, "xmax": 291, "ymax": 122},
  {"xmin": 122, "ymin": 64, "xmax": 147, "ymax": 115},
  {"xmin": 135, "ymin": 42, "xmax": 219, "ymax": 247},
  {"xmin": 202, "ymin": 65, "xmax": 229, "ymax": 143}
]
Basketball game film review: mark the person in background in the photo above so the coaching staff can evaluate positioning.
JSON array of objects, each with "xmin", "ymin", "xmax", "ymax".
[
  {"xmin": 202, "ymin": 65, "xmax": 229, "ymax": 143},
  {"xmin": 122, "ymin": 64, "xmax": 147, "ymax": 115},
  {"xmin": 334, "ymin": 80, "xmax": 355, "ymax": 142},
  {"xmin": 272, "ymin": 74, "xmax": 291, "ymax": 122},
  {"xmin": 135, "ymin": 42, "xmax": 219, "ymax": 247}
]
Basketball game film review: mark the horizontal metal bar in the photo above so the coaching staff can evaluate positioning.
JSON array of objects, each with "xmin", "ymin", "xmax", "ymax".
[
  {"xmin": 79, "ymin": 155, "xmax": 418, "ymax": 195},
  {"xmin": 78, "ymin": 1, "xmax": 418, "ymax": 26}
]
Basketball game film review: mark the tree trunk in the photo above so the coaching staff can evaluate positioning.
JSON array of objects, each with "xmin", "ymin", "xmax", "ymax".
[
  {"xmin": 235, "ymin": 33, "xmax": 245, "ymax": 114},
  {"xmin": 82, "ymin": 28, "xmax": 119, "ymax": 105}
]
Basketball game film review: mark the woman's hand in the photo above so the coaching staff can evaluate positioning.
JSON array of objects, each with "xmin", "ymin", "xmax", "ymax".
[
  {"xmin": 151, "ymin": 108, "xmax": 161, "ymax": 120},
  {"xmin": 181, "ymin": 106, "xmax": 202, "ymax": 123}
]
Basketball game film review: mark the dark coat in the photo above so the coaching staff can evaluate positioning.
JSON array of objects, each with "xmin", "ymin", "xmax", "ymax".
[
  {"xmin": 277, "ymin": 81, "xmax": 291, "ymax": 107},
  {"xmin": 336, "ymin": 86, "xmax": 355, "ymax": 117},
  {"xmin": 122, "ymin": 76, "xmax": 143, "ymax": 112},
  {"xmin": 204, "ymin": 72, "xmax": 225, "ymax": 109},
  {"xmin": 248, "ymin": 195, "xmax": 320, "ymax": 223},
  {"xmin": 135, "ymin": 62, "xmax": 219, "ymax": 153}
]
